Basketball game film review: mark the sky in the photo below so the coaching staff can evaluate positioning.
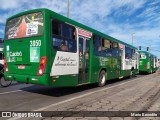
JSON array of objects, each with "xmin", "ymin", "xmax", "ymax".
[{"xmin": 0, "ymin": 0, "xmax": 160, "ymax": 57}]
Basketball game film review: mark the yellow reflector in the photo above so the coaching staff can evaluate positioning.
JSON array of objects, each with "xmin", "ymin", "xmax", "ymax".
[
  {"xmin": 119, "ymin": 76, "xmax": 123, "ymax": 79},
  {"xmin": 53, "ymin": 80, "xmax": 56, "ymax": 83}
]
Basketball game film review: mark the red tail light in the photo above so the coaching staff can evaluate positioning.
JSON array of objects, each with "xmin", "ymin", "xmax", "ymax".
[
  {"xmin": 37, "ymin": 56, "xmax": 47, "ymax": 76},
  {"xmin": 4, "ymin": 58, "xmax": 9, "ymax": 73},
  {"xmin": 144, "ymin": 64, "xmax": 147, "ymax": 69}
]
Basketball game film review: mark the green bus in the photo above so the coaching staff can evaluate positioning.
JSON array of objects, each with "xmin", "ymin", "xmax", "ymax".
[
  {"xmin": 4, "ymin": 8, "xmax": 139, "ymax": 87},
  {"xmin": 138, "ymin": 50, "xmax": 158, "ymax": 73}
]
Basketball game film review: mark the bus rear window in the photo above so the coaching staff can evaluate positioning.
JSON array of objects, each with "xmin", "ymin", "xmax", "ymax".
[
  {"xmin": 5, "ymin": 12, "xmax": 44, "ymax": 40},
  {"xmin": 140, "ymin": 53, "xmax": 146, "ymax": 59}
]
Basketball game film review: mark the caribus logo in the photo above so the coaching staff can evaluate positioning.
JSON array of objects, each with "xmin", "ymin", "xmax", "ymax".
[{"xmin": 10, "ymin": 51, "xmax": 22, "ymax": 57}]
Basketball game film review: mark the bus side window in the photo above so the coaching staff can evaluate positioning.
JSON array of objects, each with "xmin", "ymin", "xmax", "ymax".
[
  {"xmin": 132, "ymin": 49, "xmax": 136, "ymax": 60},
  {"xmin": 125, "ymin": 47, "xmax": 132, "ymax": 59},
  {"xmin": 148, "ymin": 55, "xmax": 151, "ymax": 61},
  {"xmin": 93, "ymin": 35, "xmax": 101, "ymax": 56},
  {"xmin": 101, "ymin": 38, "xmax": 112, "ymax": 57},
  {"xmin": 52, "ymin": 20, "xmax": 61, "ymax": 36},
  {"xmin": 62, "ymin": 24, "xmax": 75, "ymax": 40},
  {"xmin": 112, "ymin": 42, "xmax": 119, "ymax": 58},
  {"xmin": 52, "ymin": 19, "xmax": 76, "ymax": 53}
]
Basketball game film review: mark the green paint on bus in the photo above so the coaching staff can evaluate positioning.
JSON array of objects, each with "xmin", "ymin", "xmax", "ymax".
[
  {"xmin": 138, "ymin": 50, "xmax": 158, "ymax": 73},
  {"xmin": 4, "ymin": 8, "xmax": 139, "ymax": 87}
]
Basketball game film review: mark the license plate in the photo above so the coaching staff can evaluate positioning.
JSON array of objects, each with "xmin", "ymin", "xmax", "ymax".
[{"xmin": 18, "ymin": 65, "xmax": 25, "ymax": 69}]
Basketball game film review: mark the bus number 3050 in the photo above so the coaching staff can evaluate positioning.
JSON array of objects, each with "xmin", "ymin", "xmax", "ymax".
[{"xmin": 30, "ymin": 40, "xmax": 41, "ymax": 47}]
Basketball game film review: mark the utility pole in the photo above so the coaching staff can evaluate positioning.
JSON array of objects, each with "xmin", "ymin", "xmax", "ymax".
[{"xmin": 67, "ymin": 0, "xmax": 69, "ymax": 18}]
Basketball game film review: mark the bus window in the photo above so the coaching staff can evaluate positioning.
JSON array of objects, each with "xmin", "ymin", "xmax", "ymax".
[
  {"xmin": 112, "ymin": 42, "xmax": 119, "ymax": 58},
  {"xmin": 93, "ymin": 35, "xmax": 100, "ymax": 56},
  {"xmin": 151, "ymin": 55, "xmax": 154, "ymax": 61},
  {"xmin": 85, "ymin": 40, "xmax": 90, "ymax": 59},
  {"xmin": 101, "ymin": 38, "xmax": 112, "ymax": 57},
  {"xmin": 132, "ymin": 49, "xmax": 136, "ymax": 60},
  {"xmin": 52, "ymin": 20, "xmax": 76, "ymax": 52},
  {"xmin": 79, "ymin": 38, "xmax": 83, "ymax": 54},
  {"xmin": 155, "ymin": 57, "xmax": 157, "ymax": 62},
  {"xmin": 52, "ymin": 20, "xmax": 60, "ymax": 35},
  {"xmin": 125, "ymin": 47, "xmax": 132, "ymax": 59},
  {"xmin": 140, "ymin": 53, "xmax": 146, "ymax": 59},
  {"xmin": 62, "ymin": 24, "xmax": 75, "ymax": 40},
  {"xmin": 139, "ymin": 54, "xmax": 141, "ymax": 58}
]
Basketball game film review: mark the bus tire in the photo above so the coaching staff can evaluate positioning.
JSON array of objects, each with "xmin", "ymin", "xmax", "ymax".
[
  {"xmin": 98, "ymin": 70, "xmax": 106, "ymax": 87},
  {"xmin": 0, "ymin": 76, "xmax": 12, "ymax": 87}
]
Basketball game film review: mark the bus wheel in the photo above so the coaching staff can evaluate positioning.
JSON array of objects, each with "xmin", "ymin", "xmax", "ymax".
[
  {"xmin": 98, "ymin": 70, "xmax": 106, "ymax": 87},
  {"xmin": 0, "ymin": 76, "xmax": 12, "ymax": 87}
]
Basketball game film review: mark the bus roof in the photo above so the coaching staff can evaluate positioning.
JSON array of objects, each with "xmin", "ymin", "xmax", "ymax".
[
  {"xmin": 138, "ymin": 50, "xmax": 157, "ymax": 57},
  {"xmin": 7, "ymin": 8, "xmax": 137, "ymax": 49}
]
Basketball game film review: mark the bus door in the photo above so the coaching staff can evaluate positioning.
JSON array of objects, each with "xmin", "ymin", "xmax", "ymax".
[
  {"xmin": 112, "ymin": 42, "xmax": 121, "ymax": 78},
  {"xmin": 78, "ymin": 37, "xmax": 90, "ymax": 84},
  {"xmin": 119, "ymin": 44, "xmax": 125, "ymax": 77},
  {"xmin": 136, "ymin": 52, "xmax": 139, "ymax": 69},
  {"xmin": 153, "ymin": 57, "xmax": 156, "ymax": 69}
]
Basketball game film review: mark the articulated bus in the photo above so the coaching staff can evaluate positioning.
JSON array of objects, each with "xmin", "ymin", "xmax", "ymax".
[
  {"xmin": 4, "ymin": 8, "xmax": 139, "ymax": 87},
  {"xmin": 139, "ymin": 51, "xmax": 158, "ymax": 73}
]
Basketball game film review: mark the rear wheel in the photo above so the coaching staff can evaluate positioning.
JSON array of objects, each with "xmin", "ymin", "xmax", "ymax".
[
  {"xmin": 98, "ymin": 70, "xmax": 106, "ymax": 87},
  {"xmin": 0, "ymin": 76, "xmax": 12, "ymax": 87}
]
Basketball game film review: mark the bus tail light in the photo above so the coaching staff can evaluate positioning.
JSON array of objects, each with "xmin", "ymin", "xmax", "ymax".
[
  {"xmin": 37, "ymin": 56, "xmax": 47, "ymax": 76},
  {"xmin": 144, "ymin": 64, "xmax": 147, "ymax": 69},
  {"xmin": 4, "ymin": 58, "xmax": 9, "ymax": 73}
]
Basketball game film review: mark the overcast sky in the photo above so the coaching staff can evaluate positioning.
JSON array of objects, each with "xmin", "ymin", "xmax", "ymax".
[{"xmin": 0, "ymin": 0, "xmax": 160, "ymax": 57}]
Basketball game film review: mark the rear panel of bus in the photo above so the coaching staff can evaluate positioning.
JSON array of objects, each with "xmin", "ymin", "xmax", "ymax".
[
  {"xmin": 4, "ymin": 10, "xmax": 50, "ymax": 86},
  {"xmin": 139, "ymin": 52, "xmax": 150, "ymax": 73}
]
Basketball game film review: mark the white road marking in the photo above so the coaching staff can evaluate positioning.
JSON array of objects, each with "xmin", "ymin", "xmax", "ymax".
[
  {"xmin": 7, "ymin": 75, "xmax": 152, "ymax": 120},
  {"xmin": 34, "ymin": 77, "xmax": 144, "ymax": 111},
  {"xmin": 7, "ymin": 117, "xmax": 21, "ymax": 120},
  {"xmin": 0, "ymin": 90, "xmax": 22, "ymax": 95}
]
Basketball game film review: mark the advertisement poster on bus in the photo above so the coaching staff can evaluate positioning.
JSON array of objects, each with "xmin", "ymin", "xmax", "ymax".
[{"xmin": 5, "ymin": 12, "xmax": 44, "ymax": 39}]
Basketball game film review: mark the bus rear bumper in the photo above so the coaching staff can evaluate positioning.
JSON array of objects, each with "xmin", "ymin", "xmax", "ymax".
[{"xmin": 4, "ymin": 73, "xmax": 50, "ymax": 86}]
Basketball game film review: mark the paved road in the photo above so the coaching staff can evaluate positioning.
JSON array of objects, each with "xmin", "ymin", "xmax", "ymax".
[
  {"xmin": 0, "ymin": 75, "xmax": 144, "ymax": 111},
  {"xmin": 1, "ymin": 73, "xmax": 159, "ymax": 120},
  {"xmin": 0, "ymin": 73, "xmax": 160, "ymax": 120},
  {"xmin": 38, "ymin": 72, "xmax": 160, "ymax": 120}
]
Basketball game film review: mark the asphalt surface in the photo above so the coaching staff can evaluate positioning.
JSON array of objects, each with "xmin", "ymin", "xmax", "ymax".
[
  {"xmin": 38, "ymin": 72, "xmax": 160, "ymax": 120},
  {"xmin": 0, "ymin": 74, "xmax": 144, "ymax": 111}
]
